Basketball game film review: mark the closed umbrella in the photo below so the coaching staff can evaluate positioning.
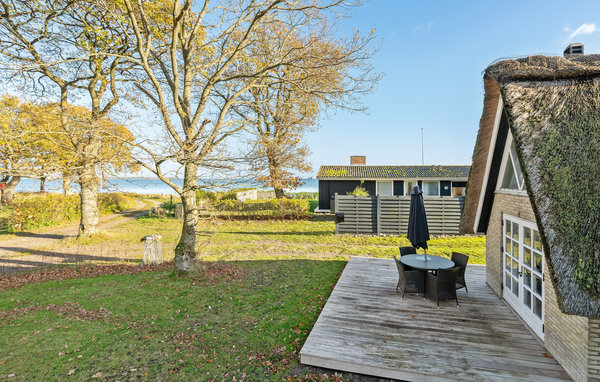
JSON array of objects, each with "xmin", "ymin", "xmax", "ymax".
[{"xmin": 407, "ymin": 185, "xmax": 430, "ymax": 261}]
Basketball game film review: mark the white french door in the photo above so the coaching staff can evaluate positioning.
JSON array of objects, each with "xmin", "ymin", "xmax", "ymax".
[{"xmin": 503, "ymin": 214, "xmax": 545, "ymax": 340}]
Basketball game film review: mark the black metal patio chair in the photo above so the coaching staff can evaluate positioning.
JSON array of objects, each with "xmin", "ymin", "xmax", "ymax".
[
  {"xmin": 399, "ymin": 246, "xmax": 417, "ymax": 270},
  {"xmin": 393, "ymin": 256, "xmax": 425, "ymax": 298},
  {"xmin": 451, "ymin": 252, "xmax": 470, "ymax": 293},
  {"xmin": 399, "ymin": 246, "xmax": 417, "ymax": 256},
  {"xmin": 426, "ymin": 267, "xmax": 460, "ymax": 307}
]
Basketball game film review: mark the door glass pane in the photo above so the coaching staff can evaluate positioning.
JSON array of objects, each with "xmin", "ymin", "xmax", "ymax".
[
  {"xmin": 524, "ymin": 289, "xmax": 532, "ymax": 308},
  {"xmin": 512, "ymin": 260, "xmax": 519, "ymax": 276},
  {"xmin": 534, "ymin": 297, "xmax": 542, "ymax": 318},
  {"xmin": 505, "ymin": 272, "xmax": 511, "ymax": 289},
  {"xmin": 505, "ymin": 255, "xmax": 511, "ymax": 271},
  {"xmin": 512, "ymin": 222, "xmax": 519, "ymax": 240},
  {"xmin": 524, "ymin": 228, "xmax": 532, "ymax": 247},
  {"xmin": 505, "ymin": 237, "xmax": 511, "ymax": 255},
  {"xmin": 534, "ymin": 253, "xmax": 543, "ymax": 273},
  {"xmin": 506, "ymin": 221, "xmax": 511, "ymax": 238},
  {"xmin": 524, "ymin": 268, "xmax": 531, "ymax": 288},
  {"xmin": 512, "ymin": 240, "xmax": 518, "ymax": 257},
  {"xmin": 512, "ymin": 277, "xmax": 519, "ymax": 296},
  {"xmin": 534, "ymin": 275, "xmax": 543, "ymax": 296},
  {"xmin": 524, "ymin": 248, "xmax": 531, "ymax": 268},
  {"xmin": 533, "ymin": 230, "xmax": 542, "ymax": 251}
]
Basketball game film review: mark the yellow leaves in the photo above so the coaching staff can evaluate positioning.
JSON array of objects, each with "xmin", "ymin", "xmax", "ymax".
[{"xmin": 0, "ymin": 95, "xmax": 138, "ymax": 175}]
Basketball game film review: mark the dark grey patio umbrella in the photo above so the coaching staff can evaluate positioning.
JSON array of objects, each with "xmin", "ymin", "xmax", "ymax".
[{"xmin": 407, "ymin": 185, "xmax": 430, "ymax": 261}]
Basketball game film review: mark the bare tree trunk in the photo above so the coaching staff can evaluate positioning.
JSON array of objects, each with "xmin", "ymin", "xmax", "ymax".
[
  {"xmin": 62, "ymin": 174, "xmax": 73, "ymax": 195},
  {"xmin": 39, "ymin": 176, "xmax": 46, "ymax": 193},
  {"xmin": 175, "ymin": 163, "xmax": 198, "ymax": 272},
  {"xmin": 78, "ymin": 161, "xmax": 99, "ymax": 237},
  {"xmin": 1, "ymin": 176, "xmax": 20, "ymax": 205}
]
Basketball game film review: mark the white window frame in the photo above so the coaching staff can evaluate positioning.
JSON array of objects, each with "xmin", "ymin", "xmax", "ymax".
[
  {"xmin": 422, "ymin": 181, "xmax": 440, "ymax": 196},
  {"xmin": 496, "ymin": 132, "xmax": 526, "ymax": 194},
  {"xmin": 405, "ymin": 180, "xmax": 418, "ymax": 195},
  {"xmin": 502, "ymin": 214, "xmax": 545, "ymax": 340},
  {"xmin": 376, "ymin": 181, "xmax": 393, "ymax": 196}
]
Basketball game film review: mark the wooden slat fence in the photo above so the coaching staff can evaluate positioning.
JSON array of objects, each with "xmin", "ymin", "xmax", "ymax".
[{"xmin": 334, "ymin": 195, "xmax": 464, "ymax": 235}]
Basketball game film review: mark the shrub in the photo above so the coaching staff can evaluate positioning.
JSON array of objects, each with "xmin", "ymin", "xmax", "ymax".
[
  {"xmin": 7, "ymin": 192, "xmax": 137, "ymax": 231},
  {"xmin": 347, "ymin": 186, "xmax": 370, "ymax": 196},
  {"xmin": 219, "ymin": 190, "xmax": 238, "ymax": 201},
  {"xmin": 7, "ymin": 194, "xmax": 80, "ymax": 231},
  {"xmin": 196, "ymin": 189, "xmax": 217, "ymax": 203},
  {"xmin": 98, "ymin": 193, "xmax": 136, "ymax": 214},
  {"xmin": 213, "ymin": 198, "xmax": 309, "ymax": 219},
  {"xmin": 286, "ymin": 192, "xmax": 319, "ymax": 200}
]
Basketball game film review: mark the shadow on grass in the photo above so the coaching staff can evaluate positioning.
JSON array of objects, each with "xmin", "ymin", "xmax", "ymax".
[
  {"xmin": 0, "ymin": 246, "xmax": 138, "ymax": 275},
  {"xmin": 219, "ymin": 230, "xmax": 334, "ymax": 236},
  {"xmin": 0, "ymin": 231, "xmax": 70, "ymax": 239}
]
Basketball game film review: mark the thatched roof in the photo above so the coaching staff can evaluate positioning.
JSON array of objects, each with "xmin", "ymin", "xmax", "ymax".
[
  {"xmin": 317, "ymin": 165, "xmax": 470, "ymax": 179},
  {"xmin": 463, "ymin": 54, "xmax": 600, "ymax": 317}
]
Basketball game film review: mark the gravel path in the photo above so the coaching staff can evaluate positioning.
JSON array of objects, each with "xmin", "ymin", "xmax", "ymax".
[{"xmin": 0, "ymin": 200, "xmax": 159, "ymax": 274}]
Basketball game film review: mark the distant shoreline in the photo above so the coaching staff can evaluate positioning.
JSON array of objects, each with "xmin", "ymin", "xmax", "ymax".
[{"xmin": 14, "ymin": 177, "xmax": 318, "ymax": 195}]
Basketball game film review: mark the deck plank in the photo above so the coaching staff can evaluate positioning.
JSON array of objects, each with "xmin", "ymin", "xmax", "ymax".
[{"xmin": 299, "ymin": 257, "xmax": 571, "ymax": 381}]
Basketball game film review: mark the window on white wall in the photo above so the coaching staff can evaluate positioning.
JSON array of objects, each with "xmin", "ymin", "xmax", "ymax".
[
  {"xmin": 423, "ymin": 181, "xmax": 439, "ymax": 196},
  {"xmin": 406, "ymin": 181, "xmax": 418, "ymax": 195},
  {"xmin": 377, "ymin": 181, "xmax": 393, "ymax": 196}
]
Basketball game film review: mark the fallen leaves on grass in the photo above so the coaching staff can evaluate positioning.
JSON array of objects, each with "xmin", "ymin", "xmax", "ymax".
[
  {"xmin": 287, "ymin": 373, "xmax": 348, "ymax": 381},
  {"xmin": 0, "ymin": 302, "xmax": 110, "ymax": 322},
  {"xmin": 0, "ymin": 263, "xmax": 172, "ymax": 290},
  {"xmin": 190, "ymin": 262, "xmax": 245, "ymax": 284}
]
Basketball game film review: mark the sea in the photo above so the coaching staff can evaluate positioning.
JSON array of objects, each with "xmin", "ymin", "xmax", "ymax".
[{"xmin": 14, "ymin": 177, "xmax": 319, "ymax": 195}]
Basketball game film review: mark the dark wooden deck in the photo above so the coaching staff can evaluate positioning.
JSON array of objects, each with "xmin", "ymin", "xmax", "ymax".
[{"xmin": 300, "ymin": 257, "xmax": 571, "ymax": 381}]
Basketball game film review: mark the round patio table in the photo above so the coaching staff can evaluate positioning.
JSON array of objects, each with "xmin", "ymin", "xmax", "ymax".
[{"xmin": 399, "ymin": 254, "xmax": 455, "ymax": 271}]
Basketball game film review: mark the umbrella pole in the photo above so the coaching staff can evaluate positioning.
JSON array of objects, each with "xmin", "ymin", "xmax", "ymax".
[{"xmin": 424, "ymin": 249, "xmax": 428, "ymax": 262}]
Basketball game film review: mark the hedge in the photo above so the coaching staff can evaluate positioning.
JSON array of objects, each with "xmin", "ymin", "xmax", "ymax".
[
  {"xmin": 7, "ymin": 193, "xmax": 137, "ymax": 231},
  {"xmin": 213, "ymin": 198, "xmax": 309, "ymax": 219}
]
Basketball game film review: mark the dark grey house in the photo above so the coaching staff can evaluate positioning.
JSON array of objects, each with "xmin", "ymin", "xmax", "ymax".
[{"xmin": 316, "ymin": 157, "xmax": 470, "ymax": 210}]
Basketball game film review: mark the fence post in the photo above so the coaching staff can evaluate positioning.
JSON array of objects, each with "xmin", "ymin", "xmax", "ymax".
[
  {"xmin": 354, "ymin": 195, "xmax": 359, "ymax": 234},
  {"xmin": 334, "ymin": 193, "xmax": 339, "ymax": 235},
  {"xmin": 376, "ymin": 195, "xmax": 381, "ymax": 235}
]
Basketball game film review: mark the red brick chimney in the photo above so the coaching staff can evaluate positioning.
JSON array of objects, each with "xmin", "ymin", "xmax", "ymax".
[{"xmin": 350, "ymin": 155, "xmax": 366, "ymax": 165}]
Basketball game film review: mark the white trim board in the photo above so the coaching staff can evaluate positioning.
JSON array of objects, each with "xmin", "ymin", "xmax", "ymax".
[{"xmin": 473, "ymin": 98, "xmax": 504, "ymax": 233}]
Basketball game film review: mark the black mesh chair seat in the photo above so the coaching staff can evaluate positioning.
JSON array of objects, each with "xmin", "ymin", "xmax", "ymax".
[
  {"xmin": 451, "ymin": 252, "xmax": 469, "ymax": 293},
  {"xmin": 394, "ymin": 256, "xmax": 425, "ymax": 298},
  {"xmin": 426, "ymin": 267, "xmax": 460, "ymax": 307},
  {"xmin": 399, "ymin": 246, "xmax": 417, "ymax": 270}
]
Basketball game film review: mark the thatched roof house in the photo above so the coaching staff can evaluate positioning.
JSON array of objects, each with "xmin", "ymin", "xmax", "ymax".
[{"xmin": 461, "ymin": 49, "xmax": 600, "ymax": 381}]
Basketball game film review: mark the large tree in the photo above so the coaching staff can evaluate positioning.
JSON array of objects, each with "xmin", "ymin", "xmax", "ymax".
[
  {"xmin": 0, "ymin": 0, "xmax": 133, "ymax": 235},
  {"xmin": 237, "ymin": 24, "xmax": 378, "ymax": 197},
  {"xmin": 0, "ymin": 95, "xmax": 36, "ymax": 204},
  {"xmin": 0, "ymin": 95, "xmax": 138, "ymax": 204},
  {"xmin": 107, "ymin": 0, "xmax": 373, "ymax": 271}
]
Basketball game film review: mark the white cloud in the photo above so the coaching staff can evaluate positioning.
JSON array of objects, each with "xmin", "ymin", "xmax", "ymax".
[
  {"xmin": 569, "ymin": 23, "xmax": 597, "ymax": 39},
  {"xmin": 412, "ymin": 21, "xmax": 435, "ymax": 35}
]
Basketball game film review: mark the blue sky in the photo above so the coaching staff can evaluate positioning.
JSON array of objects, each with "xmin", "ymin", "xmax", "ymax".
[{"xmin": 306, "ymin": 0, "xmax": 600, "ymax": 174}]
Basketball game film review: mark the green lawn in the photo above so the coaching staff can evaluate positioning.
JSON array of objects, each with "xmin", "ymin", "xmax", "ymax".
[
  {"xmin": 0, "ymin": 215, "xmax": 486, "ymax": 380},
  {"xmin": 0, "ymin": 260, "xmax": 343, "ymax": 380},
  {"xmin": 43, "ymin": 216, "xmax": 486, "ymax": 264}
]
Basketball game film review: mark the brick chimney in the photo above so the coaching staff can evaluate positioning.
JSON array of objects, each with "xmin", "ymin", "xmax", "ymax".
[{"xmin": 350, "ymin": 155, "xmax": 366, "ymax": 165}]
